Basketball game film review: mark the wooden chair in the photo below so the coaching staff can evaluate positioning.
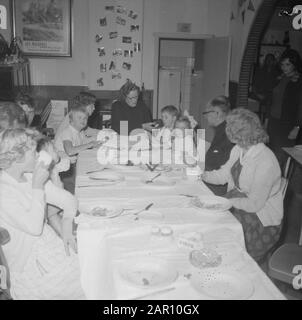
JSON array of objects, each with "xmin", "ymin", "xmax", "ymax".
[{"xmin": 0, "ymin": 227, "xmax": 12, "ymax": 300}]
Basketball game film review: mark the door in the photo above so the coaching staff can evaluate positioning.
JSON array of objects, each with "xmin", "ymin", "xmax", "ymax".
[
  {"xmin": 190, "ymin": 37, "xmax": 231, "ymax": 141},
  {"xmin": 157, "ymin": 68, "xmax": 182, "ymax": 117}
]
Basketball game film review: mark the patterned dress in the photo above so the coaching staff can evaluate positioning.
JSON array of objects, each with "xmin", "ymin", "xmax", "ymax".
[{"xmin": 225, "ymin": 159, "xmax": 282, "ymax": 262}]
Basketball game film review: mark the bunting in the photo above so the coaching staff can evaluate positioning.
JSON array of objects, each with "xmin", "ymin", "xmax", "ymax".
[{"xmin": 247, "ymin": 0, "xmax": 255, "ymax": 12}]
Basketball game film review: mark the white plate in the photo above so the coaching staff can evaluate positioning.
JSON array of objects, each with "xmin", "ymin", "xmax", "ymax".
[
  {"xmin": 119, "ymin": 257, "xmax": 178, "ymax": 289},
  {"xmin": 141, "ymin": 175, "xmax": 176, "ymax": 187},
  {"xmin": 79, "ymin": 203, "xmax": 123, "ymax": 219},
  {"xmin": 191, "ymin": 195, "xmax": 231, "ymax": 213},
  {"xmin": 191, "ymin": 269, "xmax": 254, "ymax": 300},
  {"xmin": 88, "ymin": 172, "xmax": 124, "ymax": 183}
]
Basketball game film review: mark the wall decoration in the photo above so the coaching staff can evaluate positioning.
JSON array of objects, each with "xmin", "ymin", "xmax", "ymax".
[
  {"xmin": 124, "ymin": 50, "xmax": 133, "ymax": 57},
  {"xmin": 98, "ymin": 47, "xmax": 105, "ymax": 56},
  {"xmin": 109, "ymin": 31, "xmax": 118, "ymax": 39},
  {"xmin": 230, "ymin": 12, "xmax": 235, "ymax": 21},
  {"xmin": 105, "ymin": 6, "xmax": 114, "ymax": 12},
  {"xmin": 116, "ymin": 5, "xmax": 127, "ymax": 15},
  {"xmin": 128, "ymin": 10, "xmax": 138, "ymax": 19},
  {"xmin": 12, "ymin": 0, "xmax": 72, "ymax": 57},
  {"xmin": 247, "ymin": 0, "xmax": 255, "ymax": 12},
  {"xmin": 95, "ymin": 34, "xmax": 103, "ymax": 42},
  {"xmin": 122, "ymin": 36, "xmax": 132, "ymax": 44},
  {"xmin": 177, "ymin": 23, "xmax": 192, "ymax": 33},
  {"xmin": 100, "ymin": 17, "xmax": 107, "ymax": 26},
  {"xmin": 100, "ymin": 63, "xmax": 107, "ymax": 72},
  {"xmin": 116, "ymin": 16, "xmax": 126, "ymax": 25},
  {"xmin": 97, "ymin": 77, "xmax": 104, "ymax": 86},
  {"xmin": 113, "ymin": 48, "xmax": 122, "ymax": 56},
  {"xmin": 122, "ymin": 62, "xmax": 131, "ymax": 70},
  {"xmin": 130, "ymin": 25, "xmax": 139, "ymax": 32},
  {"xmin": 112, "ymin": 72, "xmax": 122, "ymax": 79},
  {"xmin": 242, "ymin": 10, "xmax": 245, "ymax": 24},
  {"xmin": 109, "ymin": 61, "xmax": 116, "ymax": 70}
]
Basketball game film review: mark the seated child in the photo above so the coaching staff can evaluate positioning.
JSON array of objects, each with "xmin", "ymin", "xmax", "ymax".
[
  {"xmin": 151, "ymin": 105, "xmax": 179, "ymax": 149},
  {"xmin": 15, "ymin": 92, "xmax": 35, "ymax": 127},
  {"xmin": 35, "ymin": 132, "xmax": 78, "ymax": 255},
  {"xmin": 54, "ymin": 106, "xmax": 102, "ymax": 194},
  {"xmin": 55, "ymin": 92, "xmax": 99, "ymax": 139}
]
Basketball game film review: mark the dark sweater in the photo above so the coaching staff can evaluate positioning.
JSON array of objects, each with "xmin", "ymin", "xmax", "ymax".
[
  {"xmin": 111, "ymin": 100, "xmax": 152, "ymax": 135},
  {"xmin": 205, "ymin": 121, "xmax": 234, "ymax": 171}
]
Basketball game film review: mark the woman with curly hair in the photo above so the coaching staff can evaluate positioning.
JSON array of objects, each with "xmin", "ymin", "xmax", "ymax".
[
  {"xmin": 111, "ymin": 80, "xmax": 152, "ymax": 135},
  {"xmin": 202, "ymin": 108, "xmax": 283, "ymax": 262},
  {"xmin": 0, "ymin": 129, "xmax": 84, "ymax": 299}
]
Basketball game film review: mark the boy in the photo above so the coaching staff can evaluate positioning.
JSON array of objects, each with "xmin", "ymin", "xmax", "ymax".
[
  {"xmin": 54, "ymin": 106, "xmax": 102, "ymax": 193},
  {"xmin": 55, "ymin": 93, "xmax": 99, "ymax": 139},
  {"xmin": 151, "ymin": 105, "xmax": 179, "ymax": 149}
]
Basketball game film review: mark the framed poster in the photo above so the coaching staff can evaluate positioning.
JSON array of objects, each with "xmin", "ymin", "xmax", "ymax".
[{"xmin": 12, "ymin": 0, "xmax": 72, "ymax": 57}]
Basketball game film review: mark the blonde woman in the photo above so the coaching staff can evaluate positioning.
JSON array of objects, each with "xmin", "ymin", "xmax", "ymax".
[
  {"xmin": 202, "ymin": 109, "xmax": 283, "ymax": 262},
  {"xmin": 0, "ymin": 129, "xmax": 84, "ymax": 299}
]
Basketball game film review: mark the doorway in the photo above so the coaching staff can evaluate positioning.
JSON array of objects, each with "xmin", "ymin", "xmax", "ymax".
[{"xmin": 153, "ymin": 33, "xmax": 231, "ymax": 131}]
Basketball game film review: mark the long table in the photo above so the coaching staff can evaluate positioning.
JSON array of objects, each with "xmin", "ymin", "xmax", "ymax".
[{"xmin": 75, "ymin": 149, "xmax": 285, "ymax": 300}]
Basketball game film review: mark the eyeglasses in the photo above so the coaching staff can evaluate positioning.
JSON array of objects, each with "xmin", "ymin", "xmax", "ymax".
[{"xmin": 202, "ymin": 110, "xmax": 217, "ymax": 115}]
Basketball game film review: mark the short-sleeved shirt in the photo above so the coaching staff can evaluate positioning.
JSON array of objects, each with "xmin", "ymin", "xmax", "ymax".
[{"xmin": 54, "ymin": 125, "xmax": 86, "ymax": 163}]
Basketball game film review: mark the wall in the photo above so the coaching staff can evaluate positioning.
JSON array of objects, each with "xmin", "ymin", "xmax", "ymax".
[
  {"xmin": 1, "ymin": 0, "xmax": 233, "ymax": 90},
  {"xmin": 229, "ymin": 0, "xmax": 263, "ymax": 82}
]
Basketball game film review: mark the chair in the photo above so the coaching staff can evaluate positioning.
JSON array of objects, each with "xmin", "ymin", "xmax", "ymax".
[
  {"xmin": 267, "ymin": 191, "xmax": 302, "ymax": 289},
  {"xmin": 0, "ymin": 227, "xmax": 12, "ymax": 300}
]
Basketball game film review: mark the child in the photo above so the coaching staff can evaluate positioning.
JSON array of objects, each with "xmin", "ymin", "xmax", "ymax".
[
  {"xmin": 172, "ymin": 116, "xmax": 201, "ymax": 166},
  {"xmin": 35, "ymin": 135, "xmax": 77, "ymax": 247},
  {"xmin": 15, "ymin": 92, "xmax": 36, "ymax": 127},
  {"xmin": 151, "ymin": 105, "xmax": 179, "ymax": 149},
  {"xmin": 54, "ymin": 106, "xmax": 102, "ymax": 193},
  {"xmin": 55, "ymin": 93, "xmax": 99, "ymax": 139}
]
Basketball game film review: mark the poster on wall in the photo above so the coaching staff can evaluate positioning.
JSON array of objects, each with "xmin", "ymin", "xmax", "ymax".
[{"xmin": 13, "ymin": 0, "xmax": 72, "ymax": 57}]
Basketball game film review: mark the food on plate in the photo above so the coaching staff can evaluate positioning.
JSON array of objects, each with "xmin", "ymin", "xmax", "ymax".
[
  {"xmin": 176, "ymin": 232, "xmax": 204, "ymax": 250},
  {"xmin": 142, "ymin": 278, "xmax": 150, "ymax": 286},
  {"xmin": 189, "ymin": 248, "xmax": 222, "ymax": 269},
  {"xmin": 191, "ymin": 197, "xmax": 225, "ymax": 210},
  {"xmin": 89, "ymin": 206, "xmax": 109, "ymax": 216}
]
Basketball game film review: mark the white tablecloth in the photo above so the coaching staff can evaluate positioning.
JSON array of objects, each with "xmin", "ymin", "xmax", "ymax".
[{"xmin": 75, "ymin": 149, "xmax": 285, "ymax": 300}]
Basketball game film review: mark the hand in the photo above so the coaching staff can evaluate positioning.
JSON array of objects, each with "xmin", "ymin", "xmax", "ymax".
[
  {"xmin": 88, "ymin": 140, "xmax": 103, "ymax": 149},
  {"xmin": 62, "ymin": 217, "xmax": 77, "ymax": 256},
  {"xmin": 143, "ymin": 122, "xmax": 159, "ymax": 132},
  {"xmin": 32, "ymin": 162, "xmax": 50, "ymax": 190},
  {"xmin": 288, "ymin": 126, "xmax": 300, "ymax": 140}
]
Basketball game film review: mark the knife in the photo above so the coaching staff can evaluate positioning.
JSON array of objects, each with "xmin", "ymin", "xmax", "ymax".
[{"xmin": 131, "ymin": 287, "xmax": 175, "ymax": 300}]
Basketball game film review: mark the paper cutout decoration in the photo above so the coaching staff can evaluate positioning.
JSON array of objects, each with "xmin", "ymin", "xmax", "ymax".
[
  {"xmin": 134, "ymin": 43, "xmax": 141, "ymax": 52},
  {"xmin": 98, "ymin": 47, "xmax": 106, "ymax": 57},
  {"xmin": 97, "ymin": 78, "xmax": 104, "ymax": 86},
  {"xmin": 113, "ymin": 49, "xmax": 123, "ymax": 56},
  {"xmin": 122, "ymin": 36, "xmax": 132, "ymax": 44},
  {"xmin": 109, "ymin": 31, "xmax": 118, "ymax": 39},
  {"xmin": 128, "ymin": 10, "xmax": 138, "ymax": 19},
  {"xmin": 95, "ymin": 34, "xmax": 103, "ymax": 42},
  {"xmin": 100, "ymin": 17, "xmax": 107, "ymax": 26},
  {"xmin": 116, "ymin": 6, "xmax": 127, "ymax": 15},
  {"xmin": 112, "ymin": 72, "xmax": 122, "ymax": 79},
  {"xmin": 122, "ymin": 62, "xmax": 131, "ymax": 70},
  {"xmin": 116, "ymin": 16, "xmax": 126, "ymax": 25},
  {"xmin": 109, "ymin": 61, "xmax": 116, "ymax": 70},
  {"xmin": 105, "ymin": 6, "xmax": 114, "ymax": 12},
  {"xmin": 247, "ymin": 0, "xmax": 255, "ymax": 12},
  {"xmin": 100, "ymin": 64, "xmax": 107, "ymax": 72},
  {"xmin": 130, "ymin": 25, "xmax": 139, "ymax": 32}
]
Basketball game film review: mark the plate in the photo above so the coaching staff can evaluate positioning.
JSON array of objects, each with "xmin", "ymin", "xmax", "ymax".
[
  {"xmin": 79, "ymin": 203, "xmax": 123, "ymax": 219},
  {"xmin": 141, "ymin": 175, "xmax": 176, "ymax": 187},
  {"xmin": 119, "ymin": 258, "xmax": 178, "ymax": 289},
  {"xmin": 88, "ymin": 172, "xmax": 125, "ymax": 183},
  {"xmin": 190, "ymin": 269, "xmax": 254, "ymax": 300},
  {"xmin": 191, "ymin": 195, "xmax": 231, "ymax": 213}
]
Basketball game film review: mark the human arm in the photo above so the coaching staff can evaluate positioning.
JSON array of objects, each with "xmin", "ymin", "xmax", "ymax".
[
  {"xmin": 229, "ymin": 161, "xmax": 279, "ymax": 213},
  {"xmin": 63, "ymin": 139, "xmax": 102, "ymax": 157}
]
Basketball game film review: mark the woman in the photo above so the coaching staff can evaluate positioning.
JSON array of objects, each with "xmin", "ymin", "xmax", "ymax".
[
  {"xmin": 111, "ymin": 80, "xmax": 152, "ymax": 135},
  {"xmin": 202, "ymin": 109, "xmax": 283, "ymax": 262},
  {"xmin": 0, "ymin": 129, "xmax": 84, "ymax": 299},
  {"xmin": 267, "ymin": 49, "xmax": 302, "ymax": 167}
]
